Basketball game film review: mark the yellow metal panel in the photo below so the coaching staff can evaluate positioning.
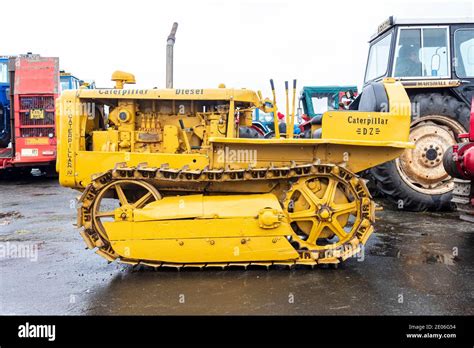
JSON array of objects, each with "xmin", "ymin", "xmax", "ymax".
[
  {"xmin": 57, "ymin": 95, "xmax": 82, "ymax": 188},
  {"xmin": 136, "ymin": 195, "xmax": 204, "ymax": 221},
  {"xmin": 320, "ymin": 111, "xmax": 411, "ymax": 143},
  {"xmin": 210, "ymin": 141, "xmax": 409, "ymax": 173},
  {"xmin": 384, "ymin": 79, "xmax": 412, "ymax": 118},
  {"xmin": 135, "ymin": 193, "xmax": 282, "ymax": 221},
  {"xmin": 315, "ymin": 144, "xmax": 407, "ymax": 173},
  {"xmin": 25, "ymin": 138, "xmax": 49, "ymax": 145},
  {"xmin": 210, "ymin": 137, "xmax": 413, "ymax": 149},
  {"xmin": 68, "ymin": 88, "xmax": 262, "ymax": 105},
  {"xmin": 92, "ymin": 130, "xmax": 119, "ymax": 152},
  {"xmin": 104, "ymin": 218, "xmax": 291, "ymax": 240},
  {"xmin": 317, "ymin": 81, "xmax": 411, "ymax": 144},
  {"xmin": 162, "ymin": 125, "xmax": 180, "ymax": 153},
  {"xmin": 30, "ymin": 109, "xmax": 45, "ymax": 120},
  {"xmin": 110, "ymin": 236, "xmax": 299, "ymax": 263}
]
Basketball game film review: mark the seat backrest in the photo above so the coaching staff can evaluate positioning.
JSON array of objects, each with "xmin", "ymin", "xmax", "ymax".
[
  {"xmin": 310, "ymin": 114, "xmax": 323, "ymax": 125},
  {"xmin": 358, "ymin": 82, "xmax": 389, "ymax": 112}
]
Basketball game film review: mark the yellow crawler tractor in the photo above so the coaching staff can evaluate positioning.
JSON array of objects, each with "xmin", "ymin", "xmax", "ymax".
[{"xmin": 56, "ymin": 71, "xmax": 413, "ymax": 268}]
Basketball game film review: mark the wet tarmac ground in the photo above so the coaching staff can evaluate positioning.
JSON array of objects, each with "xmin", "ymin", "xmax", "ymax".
[{"xmin": 0, "ymin": 176, "xmax": 473, "ymax": 315}]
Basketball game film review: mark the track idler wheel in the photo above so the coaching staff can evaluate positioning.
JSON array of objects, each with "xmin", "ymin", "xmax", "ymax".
[{"xmin": 81, "ymin": 179, "xmax": 161, "ymax": 262}]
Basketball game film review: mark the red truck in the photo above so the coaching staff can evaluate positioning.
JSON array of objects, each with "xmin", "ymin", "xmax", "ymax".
[{"xmin": 0, "ymin": 53, "xmax": 59, "ymax": 175}]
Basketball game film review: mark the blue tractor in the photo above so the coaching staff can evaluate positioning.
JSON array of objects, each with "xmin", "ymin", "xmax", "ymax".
[
  {"xmin": 252, "ymin": 108, "xmax": 275, "ymax": 137},
  {"xmin": 252, "ymin": 108, "xmax": 301, "ymax": 138},
  {"xmin": 60, "ymin": 71, "xmax": 95, "ymax": 91},
  {"xmin": 0, "ymin": 57, "xmax": 10, "ymax": 148}
]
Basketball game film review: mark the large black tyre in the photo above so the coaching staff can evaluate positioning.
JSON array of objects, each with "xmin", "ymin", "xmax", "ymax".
[
  {"xmin": 239, "ymin": 126, "xmax": 263, "ymax": 139},
  {"xmin": 263, "ymin": 123, "xmax": 288, "ymax": 139},
  {"xmin": 370, "ymin": 93, "xmax": 470, "ymax": 211}
]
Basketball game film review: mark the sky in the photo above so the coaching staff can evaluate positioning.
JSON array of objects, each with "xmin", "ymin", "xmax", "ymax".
[{"xmin": 3, "ymin": 0, "xmax": 473, "ymax": 103}]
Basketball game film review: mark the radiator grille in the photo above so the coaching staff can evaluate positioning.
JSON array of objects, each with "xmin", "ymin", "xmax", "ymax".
[
  {"xmin": 20, "ymin": 127, "xmax": 55, "ymax": 138},
  {"xmin": 19, "ymin": 96, "xmax": 55, "ymax": 110},
  {"xmin": 18, "ymin": 95, "xmax": 55, "ymax": 126}
]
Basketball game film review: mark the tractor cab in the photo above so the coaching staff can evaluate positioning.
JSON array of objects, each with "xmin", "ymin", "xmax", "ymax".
[
  {"xmin": 60, "ymin": 71, "xmax": 83, "ymax": 91},
  {"xmin": 358, "ymin": 17, "xmax": 474, "ymax": 211},
  {"xmin": 60, "ymin": 71, "xmax": 95, "ymax": 91},
  {"xmin": 299, "ymin": 86, "xmax": 358, "ymax": 138},
  {"xmin": 300, "ymin": 86, "xmax": 358, "ymax": 118},
  {"xmin": 0, "ymin": 58, "xmax": 7, "ymax": 85},
  {"xmin": 363, "ymin": 16, "xmax": 474, "ymax": 103}
]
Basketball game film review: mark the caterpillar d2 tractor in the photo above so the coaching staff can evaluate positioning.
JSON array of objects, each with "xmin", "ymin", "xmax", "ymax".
[{"xmin": 56, "ymin": 71, "xmax": 413, "ymax": 268}]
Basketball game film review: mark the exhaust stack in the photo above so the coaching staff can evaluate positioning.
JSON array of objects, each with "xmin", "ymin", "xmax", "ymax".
[{"xmin": 166, "ymin": 22, "xmax": 178, "ymax": 88}]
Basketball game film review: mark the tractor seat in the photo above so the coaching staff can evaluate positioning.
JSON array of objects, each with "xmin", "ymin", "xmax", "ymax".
[
  {"xmin": 310, "ymin": 114, "xmax": 323, "ymax": 125},
  {"xmin": 357, "ymin": 82, "xmax": 389, "ymax": 112},
  {"xmin": 312, "ymin": 82, "xmax": 388, "ymax": 139}
]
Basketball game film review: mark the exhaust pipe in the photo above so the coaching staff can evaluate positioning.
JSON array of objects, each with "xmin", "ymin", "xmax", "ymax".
[{"xmin": 166, "ymin": 22, "xmax": 178, "ymax": 88}]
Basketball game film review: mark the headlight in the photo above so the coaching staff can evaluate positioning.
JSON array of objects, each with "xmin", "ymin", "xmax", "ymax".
[
  {"xmin": 48, "ymin": 133, "xmax": 54, "ymax": 138},
  {"xmin": 264, "ymin": 114, "xmax": 273, "ymax": 122}
]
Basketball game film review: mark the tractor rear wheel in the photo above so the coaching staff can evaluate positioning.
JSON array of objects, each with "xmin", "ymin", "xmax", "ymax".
[{"xmin": 370, "ymin": 93, "xmax": 470, "ymax": 211}]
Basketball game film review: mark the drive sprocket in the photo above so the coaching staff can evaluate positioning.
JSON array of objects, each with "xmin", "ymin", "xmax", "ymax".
[{"xmin": 283, "ymin": 166, "xmax": 375, "ymax": 262}]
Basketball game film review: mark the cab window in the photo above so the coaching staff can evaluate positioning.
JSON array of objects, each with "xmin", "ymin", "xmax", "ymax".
[
  {"xmin": 393, "ymin": 27, "xmax": 449, "ymax": 78},
  {"xmin": 365, "ymin": 32, "xmax": 393, "ymax": 82},
  {"xmin": 454, "ymin": 29, "xmax": 474, "ymax": 78},
  {"xmin": 311, "ymin": 94, "xmax": 336, "ymax": 114},
  {"xmin": 60, "ymin": 80, "xmax": 70, "ymax": 91},
  {"xmin": 0, "ymin": 62, "xmax": 8, "ymax": 83}
]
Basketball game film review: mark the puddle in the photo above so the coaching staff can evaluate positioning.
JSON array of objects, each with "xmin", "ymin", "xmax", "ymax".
[
  {"xmin": 420, "ymin": 249, "xmax": 457, "ymax": 265},
  {"xmin": 369, "ymin": 232, "xmax": 402, "ymax": 258},
  {"xmin": 0, "ymin": 211, "xmax": 24, "ymax": 225},
  {"xmin": 369, "ymin": 231, "xmax": 458, "ymax": 265},
  {"xmin": 0, "ymin": 211, "xmax": 23, "ymax": 219},
  {"xmin": 369, "ymin": 242, "xmax": 401, "ymax": 258}
]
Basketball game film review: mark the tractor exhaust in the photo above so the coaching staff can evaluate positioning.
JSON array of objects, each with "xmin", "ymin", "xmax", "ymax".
[{"xmin": 166, "ymin": 22, "xmax": 178, "ymax": 89}]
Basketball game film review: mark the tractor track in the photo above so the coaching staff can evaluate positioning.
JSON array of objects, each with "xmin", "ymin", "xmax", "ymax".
[{"xmin": 78, "ymin": 162, "xmax": 375, "ymax": 268}]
